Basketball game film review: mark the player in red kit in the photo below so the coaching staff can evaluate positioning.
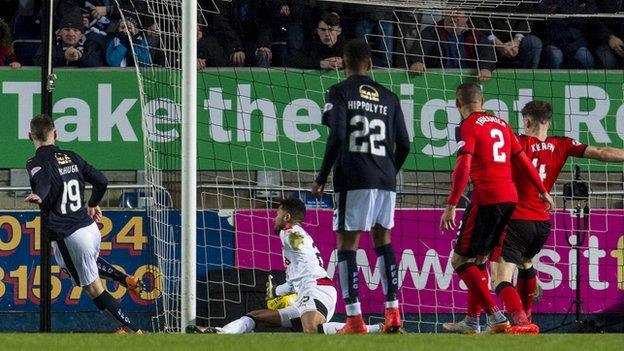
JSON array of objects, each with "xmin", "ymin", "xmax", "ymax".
[
  {"xmin": 485, "ymin": 101, "xmax": 624, "ymax": 332},
  {"xmin": 439, "ymin": 84, "xmax": 554, "ymax": 334}
]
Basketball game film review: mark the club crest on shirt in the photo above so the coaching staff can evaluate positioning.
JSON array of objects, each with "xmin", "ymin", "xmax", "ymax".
[
  {"xmin": 55, "ymin": 153, "xmax": 72, "ymax": 165},
  {"xmin": 359, "ymin": 84, "xmax": 379, "ymax": 102},
  {"xmin": 288, "ymin": 230, "xmax": 305, "ymax": 250}
]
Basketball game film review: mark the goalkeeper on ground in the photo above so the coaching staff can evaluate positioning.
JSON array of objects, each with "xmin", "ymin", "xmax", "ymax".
[{"xmin": 188, "ymin": 198, "xmax": 381, "ymax": 334}]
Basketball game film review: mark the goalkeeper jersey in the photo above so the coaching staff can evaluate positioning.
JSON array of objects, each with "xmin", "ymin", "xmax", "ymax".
[{"xmin": 278, "ymin": 224, "xmax": 329, "ymax": 294}]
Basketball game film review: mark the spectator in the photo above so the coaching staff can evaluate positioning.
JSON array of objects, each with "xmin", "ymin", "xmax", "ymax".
[
  {"xmin": 408, "ymin": 12, "xmax": 496, "ymax": 81},
  {"xmin": 269, "ymin": 1, "xmax": 306, "ymax": 67},
  {"xmin": 197, "ymin": 24, "xmax": 227, "ymax": 68},
  {"xmin": 0, "ymin": 18, "xmax": 21, "ymax": 68},
  {"xmin": 287, "ymin": 12, "xmax": 344, "ymax": 70},
  {"xmin": 345, "ymin": 5, "xmax": 395, "ymax": 67},
  {"xmin": 57, "ymin": 1, "xmax": 150, "ymax": 46},
  {"xmin": 206, "ymin": 0, "xmax": 275, "ymax": 67},
  {"xmin": 535, "ymin": 0, "xmax": 596, "ymax": 69},
  {"xmin": 35, "ymin": 11, "xmax": 104, "ymax": 67},
  {"xmin": 594, "ymin": 1, "xmax": 624, "ymax": 68},
  {"xmin": 105, "ymin": 16, "xmax": 151, "ymax": 67},
  {"xmin": 473, "ymin": 3, "xmax": 543, "ymax": 68}
]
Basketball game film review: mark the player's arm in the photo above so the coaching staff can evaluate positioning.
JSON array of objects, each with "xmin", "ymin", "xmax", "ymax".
[
  {"xmin": 582, "ymin": 146, "xmax": 624, "ymax": 162},
  {"xmin": 273, "ymin": 281, "xmax": 295, "ymax": 297},
  {"xmin": 25, "ymin": 161, "xmax": 51, "ymax": 205},
  {"xmin": 72, "ymin": 153, "xmax": 108, "ymax": 221},
  {"xmin": 312, "ymin": 87, "xmax": 347, "ymax": 197},
  {"xmin": 441, "ymin": 125, "xmax": 474, "ymax": 230},
  {"xmin": 75, "ymin": 155, "xmax": 109, "ymax": 207},
  {"xmin": 393, "ymin": 97, "xmax": 411, "ymax": 171}
]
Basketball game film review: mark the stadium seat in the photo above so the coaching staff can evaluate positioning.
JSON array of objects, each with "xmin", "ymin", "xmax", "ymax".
[{"xmin": 11, "ymin": 13, "xmax": 42, "ymax": 66}]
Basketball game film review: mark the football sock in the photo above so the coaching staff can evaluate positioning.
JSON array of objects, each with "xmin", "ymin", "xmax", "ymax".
[
  {"xmin": 92, "ymin": 290, "xmax": 138, "ymax": 331},
  {"xmin": 517, "ymin": 267, "xmax": 537, "ymax": 320},
  {"xmin": 476, "ymin": 263, "xmax": 489, "ymax": 286},
  {"xmin": 97, "ymin": 257, "xmax": 129, "ymax": 286},
  {"xmin": 375, "ymin": 244, "xmax": 399, "ymax": 304},
  {"xmin": 338, "ymin": 250, "xmax": 359, "ymax": 309},
  {"xmin": 320, "ymin": 322, "xmax": 381, "ymax": 334},
  {"xmin": 220, "ymin": 315, "xmax": 256, "ymax": 334},
  {"xmin": 495, "ymin": 281, "xmax": 529, "ymax": 325},
  {"xmin": 466, "ymin": 264, "xmax": 487, "ymax": 319},
  {"xmin": 345, "ymin": 302, "xmax": 362, "ymax": 317},
  {"xmin": 456, "ymin": 263, "xmax": 499, "ymax": 316},
  {"xmin": 466, "ymin": 288, "xmax": 482, "ymax": 319}
]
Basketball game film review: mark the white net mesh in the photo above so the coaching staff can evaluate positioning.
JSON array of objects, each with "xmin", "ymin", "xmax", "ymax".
[{"xmin": 118, "ymin": 0, "xmax": 624, "ymax": 332}]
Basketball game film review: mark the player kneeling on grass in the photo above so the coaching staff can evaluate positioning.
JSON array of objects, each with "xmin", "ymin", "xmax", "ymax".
[{"xmin": 187, "ymin": 199, "xmax": 381, "ymax": 335}]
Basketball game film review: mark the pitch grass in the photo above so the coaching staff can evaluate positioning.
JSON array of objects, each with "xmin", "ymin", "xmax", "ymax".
[{"xmin": 2, "ymin": 333, "xmax": 623, "ymax": 351}]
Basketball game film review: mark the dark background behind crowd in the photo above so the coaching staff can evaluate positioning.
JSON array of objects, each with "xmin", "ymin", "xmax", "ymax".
[{"xmin": 1, "ymin": 0, "xmax": 623, "ymax": 78}]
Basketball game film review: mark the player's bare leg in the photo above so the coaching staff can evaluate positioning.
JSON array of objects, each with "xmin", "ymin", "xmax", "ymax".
[
  {"xmin": 97, "ymin": 257, "xmax": 144, "ymax": 299},
  {"xmin": 451, "ymin": 254, "xmax": 509, "ymax": 334},
  {"xmin": 84, "ymin": 278, "xmax": 141, "ymax": 334},
  {"xmin": 371, "ymin": 224, "xmax": 402, "ymax": 333},
  {"xmin": 336, "ymin": 230, "xmax": 367, "ymax": 334},
  {"xmin": 492, "ymin": 258, "xmax": 539, "ymax": 334},
  {"xmin": 301, "ymin": 310, "xmax": 326, "ymax": 333}
]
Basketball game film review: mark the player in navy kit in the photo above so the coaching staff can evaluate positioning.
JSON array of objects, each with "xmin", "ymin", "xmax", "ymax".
[
  {"xmin": 439, "ymin": 84, "xmax": 554, "ymax": 334},
  {"xmin": 312, "ymin": 39, "xmax": 411, "ymax": 334},
  {"xmin": 26, "ymin": 114, "xmax": 142, "ymax": 333}
]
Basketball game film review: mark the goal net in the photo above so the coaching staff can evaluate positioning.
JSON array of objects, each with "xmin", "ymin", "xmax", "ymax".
[{"xmin": 119, "ymin": 0, "xmax": 624, "ymax": 332}]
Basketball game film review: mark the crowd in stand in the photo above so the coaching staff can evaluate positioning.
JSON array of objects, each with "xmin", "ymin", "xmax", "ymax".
[{"xmin": 1, "ymin": 0, "xmax": 623, "ymax": 77}]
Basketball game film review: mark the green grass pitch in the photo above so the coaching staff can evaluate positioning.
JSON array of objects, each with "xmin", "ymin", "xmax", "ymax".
[{"xmin": 2, "ymin": 333, "xmax": 623, "ymax": 351}]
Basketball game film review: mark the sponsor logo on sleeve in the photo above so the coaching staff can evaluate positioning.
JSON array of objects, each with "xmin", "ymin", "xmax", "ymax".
[{"xmin": 30, "ymin": 166, "xmax": 42, "ymax": 177}]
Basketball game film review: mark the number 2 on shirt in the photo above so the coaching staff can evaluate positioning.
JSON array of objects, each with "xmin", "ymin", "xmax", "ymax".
[{"xmin": 491, "ymin": 128, "xmax": 507, "ymax": 163}]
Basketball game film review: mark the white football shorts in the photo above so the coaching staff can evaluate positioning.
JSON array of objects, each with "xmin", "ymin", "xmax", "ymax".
[
  {"xmin": 52, "ymin": 222, "xmax": 101, "ymax": 287},
  {"xmin": 333, "ymin": 189, "xmax": 396, "ymax": 231},
  {"xmin": 296, "ymin": 284, "xmax": 337, "ymax": 321}
]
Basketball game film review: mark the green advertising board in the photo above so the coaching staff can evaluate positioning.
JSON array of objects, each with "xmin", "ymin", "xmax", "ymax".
[{"xmin": 1, "ymin": 68, "xmax": 623, "ymax": 171}]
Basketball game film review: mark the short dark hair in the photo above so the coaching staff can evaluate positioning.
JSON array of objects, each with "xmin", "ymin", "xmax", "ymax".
[
  {"xmin": 521, "ymin": 100, "xmax": 552, "ymax": 124},
  {"xmin": 320, "ymin": 12, "xmax": 340, "ymax": 27},
  {"xmin": 278, "ymin": 198, "xmax": 306, "ymax": 222},
  {"xmin": 30, "ymin": 114, "xmax": 55, "ymax": 141},
  {"xmin": 343, "ymin": 38, "xmax": 371, "ymax": 71},
  {"xmin": 456, "ymin": 83, "xmax": 483, "ymax": 105}
]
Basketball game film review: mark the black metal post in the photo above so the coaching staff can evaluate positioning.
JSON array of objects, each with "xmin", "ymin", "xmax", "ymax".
[{"xmin": 39, "ymin": 0, "xmax": 54, "ymax": 333}]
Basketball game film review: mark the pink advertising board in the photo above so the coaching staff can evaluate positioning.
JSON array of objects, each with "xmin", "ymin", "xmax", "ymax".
[{"xmin": 236, "ymin": 209, "xmax": 624, "ymax": 314}]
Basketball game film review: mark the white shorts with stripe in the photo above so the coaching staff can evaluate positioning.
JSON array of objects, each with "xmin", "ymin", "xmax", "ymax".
[
  {"xmin": 52, "ymin": 222, "xmax": 101, "ymax": 287},
  {"xmin": 333, "ymin": 189, "xmax": 396, "ymax": 231},
  {"xmin": 278, "ymin": 280, "xmax": 337, "ymax": 328},
  {"xmin": 296, "ymin": 282, "xmax": 337, "ymax": 321}
]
